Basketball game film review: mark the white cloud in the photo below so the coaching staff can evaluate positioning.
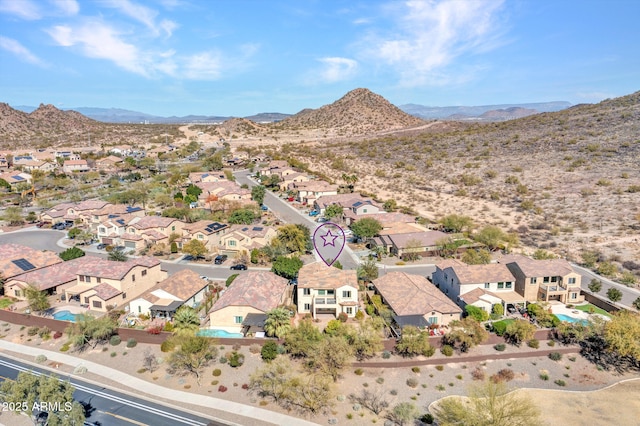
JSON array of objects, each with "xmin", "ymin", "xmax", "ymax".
[
  {"xmin": 317, "ymin": 57, "xmax": 359, "ymax": 83},
  {"xmin": 363, "ymin": 0, "xmax": 506, "ymax": 87},
  {"xmin": 0, "ymin": 36, "xmax": 47, "ymax": 66},
  {"xmin": 183, "ymin": 51, "xmax": 223, "ymax": 80},
  {"xmin": 103, "ymin": 0, "xmax": 177, "ymax": 37},
  {"xmin": 0, "ymin": 0, "xmax": 41, "ymax": 20},
  {"xmin": 47, "ymin": 20, "xmax": 148, "ymax": 75},
  {"xmin": 49, "ymin": 0, "xmax": 79, "ymax": 16}
]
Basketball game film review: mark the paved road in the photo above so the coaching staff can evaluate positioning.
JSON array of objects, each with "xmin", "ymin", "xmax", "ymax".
[
  {"xmin": 0, "ymin": 228, "xmax": 67, "ymax": 253},
  {"xmin": 0, "ymin": 356, "xmax": 216, "ymax": 426}
]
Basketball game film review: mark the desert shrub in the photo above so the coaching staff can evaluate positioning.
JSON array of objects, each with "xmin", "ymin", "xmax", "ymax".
[
  {"xmin": 218, "ymin": 385, "xmax": 228, "ymax": 392},
  {"xmin": 73, "ymin": 365, "xmax": 88, "ymax": 375},
  {"xmin": 212, "ymin": 369, "xmax": 222, "ymax": 377},
  {"xmin": 35, "ymin": 354, "xmax": 47, "ymax": 364},
  {"xmin": 219, "ymin": 356, "xmax": 227, "ymax": 364},
  {"xmin": 491, "ymin": 320, "xmax": 510, "ymax": 336},
  {"xmin": 27, "ymin": 327, "xmax": 39, "ymax": 336},
  {"xmin": 249, "ymin": 344, "xmax": 262, "ymax": 354},
  {"xmin": 110, "ymin": 352, "xmax": 117, "ymax": 357},
  {"xmin": 126, "ymin": 338, "xmax": 137, "ymax": 348},
  {"xmin": 60, "ymin": 342, "xmax": 71, "ymax": 352},
  {"xmin": 261, "ymin": 340, "xmax": 278, "ymax": 362},
  {"xmin": 554, "ymin": 379, "xmax": 566, "ymax": 387},
  {"xmin": 435, "ymin": 365, "xmax": 444, "ymax": 371},
  {"xmin": 421, "ymin": 413, "xmax": 434, "ymax": 424},
  {"xmin": 471, "ymin": 368, "xmax": 485, "ymax": 381},
  {"xmin": 547, "ymin": 340, "xmax": 556, "ymax": 347},
  {"xmin": 146, "ymin": 325, "xmax": 163, "ymax": 335},
  {"xmin": 338, "ymin": 312, "xmax": 348, "ymax": 322},
  {"xmin": 548, "ymin": 352, "xmax": 562, "ymax": 361},
  {"xmin": 540, "ymin": 373, "xmax": 549, "ymax": 380},
  {"xmin": 160, "ymin": 339, "xmax": 176, "ymax": 353},
  {"xmin": 242, "ymin": 383, "xmax": 249, "ymax": 390},
  {"xmin": 441, "ymin": 345, "xmax": 454, "ymax": 357},
  {"xmin": 411, "ymin": 366, "xmax": 420, "ymax": 373},
  {"xmin": 406, "ymin": 377, "xmax": 419, "ymax": 388},
  {"xmin": 228, "ymin": 351, "xmax": 245, "ymax": 368},
  {"xmin": 110, "ymin": 335, "xmax": 121, "ymax": 346},
  {"xmin": 53, "ymin": 331, "xmax": 63, "ymax": 339},
  {"xmin": 382, "ymin": 351, "xmax": 391, "ymax": 359},
  {"xmin": 38, "ymin": 327, "xmax": 51, "ymax": 340},
  {"xmin": 211, "ymin": 380, "xmax": 219, "ymax": 386},
  {"xmin": 163, "ymin": 322, "xmax": 175, "ymax": 332},
  {"xmin": 354, "ymin": 368, "xmax": 364, "ymax": 376},
  {"xmin": 527, "ymin": 339, "xmax": 540, "ymax": 349},
  {"xmin": 490, "ymin": 369, "xmax": 515, "ymax": 383},
  {"xmin": 494, "ymin": 343, "xmax": 506, "ymax": 352},
  {"xmin": 376, "ymin": 377, "xmax": 384, "ymax": 384},
  {"xmin": 355, "ymin": 310, "xmax": 364, "ymax": 320}
]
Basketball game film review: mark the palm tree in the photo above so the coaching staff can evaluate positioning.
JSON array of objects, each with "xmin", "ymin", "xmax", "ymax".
[
  {"xmin": 263, "ymin": 307, "xmax": 292, "ymax": 338},
  {"xmin": 173, "ymin": 306, "xmax": 201, "ymax": 335},
  {"xmin": 108, "ymin": 250, "xmax": 128, "ymax": 262}
]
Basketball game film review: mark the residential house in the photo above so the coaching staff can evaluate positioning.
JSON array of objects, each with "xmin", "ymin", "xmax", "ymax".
[
  {"xmin": 314, "ymin": 193, "xmax": 381, "ymax": 217},
  {"xmin": 55, "ymin": 151, "xmax": 81, "ymax": 161},
  {"xmin": 372, "ymin": 272, "xmax": 462, "ymax": 328},
  {"xmin": 5, "ymin": 256, "xmax": 97, "ymax": 299},
  {"xmin": 432, "ymin": 259, "xmax": 525, "ymax": 312},
  {"xmin": 196, "ymin": 181, "xmax": 252, "ymax": 204},
  {"xmin": 0, "ymin": 156, "xmax": 9, "ymax": 171},
  {"xmin": 218, "ymin": 224, "xmax": 277, "ymax": 256},
  {"xmin": 96, "ymin": 215, "xmax": 132, "ymax": 245},
  {"xmin": 90, "ymin": 204, "xmax": 144, "ymax": 232},
  {"xmin": 95, "ymin": 155, "xmax": 123, "ymax": 171},
  {"xmin": 0, "ymin": 243, "xmax": 63, "ymax": 281},
  {"xmin": 297, "ymin": 262, "xmax": 359, "ymax": 318},
  {"xmin": 259, "ymin": 160, "xmax": 289, "ymax": 176},
  {"xmin": 62, "ymin": 159, "xmax": 90, "ymax": 174},
  {"xmin": 370, "ymin": 230, "xmax": 449, "ymax": 259},
  {"xmin": 64, "ymin": 257, "xmax": 166, "ymax": 312},
  {"xmin": 499, "ymin": 254, "xmax": 584, "ymax": 304},
  {"xmin": 278, "ymin": 172, "xmax": 310, "ymax": 191},
  {"xmin": 39, "ymin": 202, "xmax": 76, "ymax": 225},
  {"xmin": 13, "ymin": 159, "xmax": 57, "ymax": 173},
  {"xmin": 108, "ymin": 145, "xmax": 133, "ymax": 156},
  {"xmin": 179, "ymin": 221, "xmax": 230, "ymax": 251},
  {"xmin": 65, "ymin": 200, "xmax": 110, "ymax": 225},
  {"xmin": 208, "ymin": 271, "xmax": 292, "ymax": 334},
  {"xmin": 125, "ymin": 216, "xmax": 185, "ymax": 249},
  {"xmin": 188, "ymin": 172, "xmax": 226, "ymax": 185},
  {"xmin": 0, "ymin": 171, "xmax": 32, "ymax": 187},
  {"xmin": 288, "ymin": 180, "xmax": 339, "ymax": 204},
  {"xmin": 129, "ymin": 269, "xmax": 209, "ymax": 320}
]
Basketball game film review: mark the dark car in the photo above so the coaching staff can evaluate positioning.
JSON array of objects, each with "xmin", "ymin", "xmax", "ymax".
[
  {"xmin": 52, "ymin": 222, "xmax": 66, "ymax": 230},
  {"xmin": 36, "ymin": 221, "xmax": 46, "ymax": 228},
  {"xmin": 113, "ymin": 246, "xmax": 126, "ymax": 252},
  {"xmin": 97, "ymin": 243, "xmax": 107, "ymax": 250},
  {"xmin": 214, "ymin": 254, "xmax": 228, "ymax": 264},
  {"xmin": 230, "ymin": 263, "xmax": 247, "ymax": 270}
]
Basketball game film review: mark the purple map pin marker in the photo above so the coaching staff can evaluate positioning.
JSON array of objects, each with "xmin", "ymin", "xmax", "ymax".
[{"xmin": 312, "ymin": 222, "xmax": 346, "ymax": 266}]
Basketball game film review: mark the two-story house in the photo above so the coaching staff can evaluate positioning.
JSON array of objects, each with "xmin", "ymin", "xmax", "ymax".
[
  {"xmin": 372, "ymin": 272, "xmax": 462, "ymax": 328},
  {"xmin": 179, "ymin": 221, "xmax": 230, "ymax": 252},
  {"xmin": 500, "ymin": 254, "xmax": 584, "ymax": 304},
  {"xmin": 62, "ymin": 159, "xmax": 90, "ymax": 174},
  {"xmin": 95, "ymin": 155, "xmax": 123, "ymax": 171},
  {"xmin": 219, "ymin": 224, "xmax": 276, "ymax": 256},
  {"xmin": 314, "ymin": 193, "xmax": 382, "ymax": 217},
  {"xmin": 64, "ymin": 257, "xmax": 166, "ymax": 312},
  {"xmin": 297, "ymin": 262, "xmax": 359, "ymax": 319},
  {"xmin": 288, "ymin": 180, "xmax": 339, "ymax": 205}
]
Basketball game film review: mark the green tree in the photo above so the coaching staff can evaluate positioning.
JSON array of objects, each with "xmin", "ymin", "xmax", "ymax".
[
  {"xmin": 388, "ymin": 402, "xmax": 419, "ymax": 426},
  {"xmin": 264, "ymin": 307, "xmax": 292, "ymax": 338},
  {"xmin": 186, "ymin": 183, "xmax": 202, "ymax": 199},
  {"xmin": 383, "ymin": 199, "xmax": 398, "ymax": 212},
  {"xmin": 597, "ymin": 261, "xmax": 617, "ymax": 277},
  {"xmin": 59, "ymin": 246, "xmax": 85, "ymax": 261},
  {"xmin": 603, "ymin": 311, "xmax": 640, "ymax": 362},
  {"xmin": 108, "ymin": 250, "xmax": 128, "ymax": 262},
  {"xmin": 0, "ymin": 371, "xmax": 86, "ymax": 425},
  {"xmin": 312, "ymin": 335, "xmax": 353, "ymax": 382},
  {"xmin": 24, "ymin": 284, "xmax": 50, "ymax": 314},
  {"xmin": 474, "ymin": 226, "xmax": 508, "ymax": 251},
  {"xmin": 442, "ymin": 317, "xmax": 489, "ymax": 353},
  {"xmin": 3, "ymin": 206, "xmax": 23, "ymax": 226},
  {"xmin": 228, "ymin": 208, "xmax": 256, "ymax": 224},
  {"xmin": 606, "ymin": 287, "xmax": 622, "ymax": 304},
  {"xmin": 67, "ymin": 227, "xmax": 82, "ymax": 239},
  {"xmin": 633, "ymin": 297, "xmax": 640, "ymax": 311},
  {"xmin": 182, "ymin": 239, "xmax": 208, "ymax": 259},
  {"xmin": 324, "ymin": 204, "xmax": 343, "ymax": 219},
  {"xmin": 435, "ymin": 237, "xmax": 460, "ymax": 258},
  {"xmin": 271, "ymin": 256, "xmax": 303, "ymax": 280},
  {"xmin": 465, "ymin": 305, "xmax": 489, "ymax": 322},
  {"xmin": 357, "ymin": 257, "xmax": 379, "ymax": 282},
  {"xmin": 251, "ymin": 185, "xmax": 266, "ymax": 205},
  {"xmin": 504, "ymin": 319, "xmax": 536, "ymax": 346},
  {"xmin": 274, "ymin": 224, "xmax": 309, "ymax": 253},
  {"xmin": 203, "ymin": 152, "xmax": 224, "ymax": 170},
  {"xmin": 395, "ymin": 325, "xmax": 435, "ymax": 357},
  {"xmin": 261, "ymin": 340, "xmax": 279, "ymax": 362},
  {"xmin": 173, "ymin": 306, "xmax": 200, "ymax": 335},
  {"xmin": 65, "ymin": 314, "xmax": 117, "ymax": 350},
  {"xmin": 588, "ymin": 279, "xmax": 602, "ymax": 293},
  {"xmin": 532, "ymin": 249, "xmax": 556, "ymax": 260},
  {"xmin": 581, "ymin": 250, "xmax": 600, "ymax": 268},
  {"xmin": 350, "ymin": 218, "xmax": 383, "ymax": 239},
  {"xmin": 440, "ymin": 214, "xmax": 474, "ymax": 233},
  {"xmin": 461, "ymin": 248, "xmax": 492, "ymax": 265},
  {"xmin": 284, "ymin": 318, "xmax": 323, "ymax": 358},
  {"xmin": 432, "ymin": 380, "xmax": 542, "ymax": 426},
  {"xmin": 168, "ymin": 335, "xmax": 218, "ymax": 385}
]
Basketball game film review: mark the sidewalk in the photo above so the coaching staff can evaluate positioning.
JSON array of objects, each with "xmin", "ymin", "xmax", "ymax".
[{"xmin": 0, "ymin": 340, "xmax": 319, "ymax": 426}]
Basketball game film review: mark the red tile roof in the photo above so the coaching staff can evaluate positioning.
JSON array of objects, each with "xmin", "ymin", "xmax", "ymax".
[
  {"xmin": 0, "ymin": 244, "xmax": 63, "ymax": 279},
  {"xmin": 75, "ymin": 256, "xmax": 160, "ymax": 280},
  {"xmin": 209, "ymin": 271, "xmax": 288, "ymax": 314},
  {"xmin": 297, "ymin": 262, "xmax": 358, "ymax": 289},
  {"xmin": 9, "ymin": 256, "xmax": 96, "ymax": 291}
]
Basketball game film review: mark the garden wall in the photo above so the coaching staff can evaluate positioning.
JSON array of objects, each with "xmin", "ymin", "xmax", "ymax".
[{"xmin": 581, "ymin": 291, "xmax": 620, "ymax": 313}]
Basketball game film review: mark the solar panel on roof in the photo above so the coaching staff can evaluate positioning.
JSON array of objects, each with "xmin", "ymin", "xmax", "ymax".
[
  {"xmin": 12, "ymin": 258, "xmax": 36, "ymax": 271},
  {"xmin": 252, "ymin": 227, "xmax": 263, "ymax": 231},
  {"xmin": 241, "ymin": 227, "xmax": 248, "ymax": 231},
  {"xmin": 12, "ymin": 176, "xmax": 24, "ymax": 181}
]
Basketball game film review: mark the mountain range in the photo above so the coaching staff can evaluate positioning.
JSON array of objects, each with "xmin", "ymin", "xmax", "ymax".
[{"xmin": 12, "ymin": 99, "xmax": 571, "ymax": 124}]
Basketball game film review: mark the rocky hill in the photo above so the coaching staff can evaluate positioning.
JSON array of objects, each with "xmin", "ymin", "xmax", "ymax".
[{"xmin": 276, "ymin": 88, "xmax": 426, "ymax": 135}]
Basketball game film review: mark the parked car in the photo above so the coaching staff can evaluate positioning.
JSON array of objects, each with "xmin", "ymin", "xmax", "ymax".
[
  {"xmin": 113, "ymin": 246, "xmax": 126, "ymax": 252},
  {"xmin": 316, "ymin": 217, "xmax": 329, "ymax": 223},
  {"xmin": 308, "ymin": 210, "xmax": 319, "ymax": 217},
  {"xmin": 96, "ymin": 243, "xmax": 107, "ymax": 250},
  {"xmin": 214, "ymin": 254, "xmax": 228, "ymax": 264},
  {"xmin": 52, "ymin": 222, "xmax": 66, "ymax": 230},
  {"xmin": 260, "ymin": 205, "xmax": 269, "ymax": 211},
  {"xmin": 36, "ymin": 221, "xmax": 46, "ymax": 228},
  {"xmin": 230, "ymin": 263, "xmax": 247, "ymax": 270}
]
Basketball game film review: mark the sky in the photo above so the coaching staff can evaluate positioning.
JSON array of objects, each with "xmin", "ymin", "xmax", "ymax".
[{"xmin": 0, "ymin": 0, "xmax": 639, "ymax": 117}]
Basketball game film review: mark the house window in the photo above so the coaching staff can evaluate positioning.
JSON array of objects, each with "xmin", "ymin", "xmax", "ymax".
[
  {"xmin": 327, "ymin": 290, "xmax": 335, "ymax": 295},
  {"xmin": 84, "ymin": 297, "xmax": 89, "ymax": 304},
  {"xmin": 571, "ymin": 293, "xmax": 577, "ymax": 300},
  {"xmin": 342, "ymin": 290, "xmax": 352, "ymax": 298},
  {"xmin": 531, "ymin": 277, "xmax": 537, "ymax": 284},
  {"xmin": 92, "ymin": 301, "xmax": 102, "ymax": 309},
  {"xmin": 497, "ymin": 282, "xmax": 504, "ymax": 289},
  {"xmin": 198, "ymin": 234, "xmax": 203, "ymax": 239},
  {"xmin": 318, "ymin": 290, "xmax": 326, "ymax": 295},
  {"xmin": 229, "ymin": 240, "xmax": 236, "ymax": 246},
  {"xmin": 85, "ymin": 276, "xmax": 91, "ymax": 283},
  {"xmin": 99, "ymin": 227, "xmax": 106, "ymax": 233},
  {"xmin": 14, "ymin": 290, "xmax": 21, "ymax": 298},
  {"xmin": 543, "ymin": 277, "xmax": 550, "ymax": 283},
  {"xmin": 304, "ymin": 303, "xmax": 311, "ymax": 311},
  {"xmin": 79, "ymin": 276, "xmax": 84, "ymax": 282},
  {"xmin": 142, "ymin": 270, "xmax": 147, "ymax": 276},
  {"xmin": 171, "ymin": 226, "xmax": 175, "ymax": 231},
  {"xmin": 505, "ymin": 282, "xmax": 513, "ymax": 289},
  {"xmin": 428, "ymin": 316, "xmax": 438, "ymax": 325},
  {"xmin": 234, "ymin": 316, "xmax": 243, "ymax": 324},
  {"xmin": 551, "ymin": 276, "xmax": 558, "ymax": 282},
  {"xmin": 362, "ymin": 209, "xmax": 367, "ymax": 213},
  {"xmin": 122, "ymin": 293, "xmax": 127, "ymax": 299},
  {"xmin": 346, "ymin": 307, "xmax": 353, "ymax": 315},
  {"xmin": 484, "ymin": 283, "xmax": 490, "ymax": 289},
  {"xmin": 568, "ymin": 277, "xmax": 576, "ymax": 284},
  {"xmin": 138, "ymin": 306, "xmax": 141, "ymax": 313},
  {"xmin": 132, "ymin": 274, "xmax": 136, "ymax": 282},
  {"xmin": 96, "ymin": 277, "xmax": 101, "ymax": 283},
  {"xmin": 303, "ymin": 288, "xmax": 311, "ymax": 295}
]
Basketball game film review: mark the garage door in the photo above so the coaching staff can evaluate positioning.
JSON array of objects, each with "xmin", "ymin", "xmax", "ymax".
[{"xmin": 124, "ymin": 241, "xmax": 137, "ymax": 249}]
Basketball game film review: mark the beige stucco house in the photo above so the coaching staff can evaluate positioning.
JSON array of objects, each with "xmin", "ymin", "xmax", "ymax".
[{"xmin": 296, "ymin": 262, "xmax": 359, "ymax": 318}]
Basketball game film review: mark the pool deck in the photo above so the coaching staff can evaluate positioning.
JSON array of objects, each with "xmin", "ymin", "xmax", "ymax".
[{"xmin": 550, "ymin": 302, "xmax": 609, "ymax": 322}]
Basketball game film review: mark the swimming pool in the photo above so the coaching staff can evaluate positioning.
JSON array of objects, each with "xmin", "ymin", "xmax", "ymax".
[
  {"xmin": 52, "ymin": 310, "xmax": 78, "ymax": 322},
  {"xmin": 197, "ymin": 329, "xmax": 244, "ymax": 338},
  {"xmin": 555, "ymin": 314, "xmax": 589, "ymax": 325}
]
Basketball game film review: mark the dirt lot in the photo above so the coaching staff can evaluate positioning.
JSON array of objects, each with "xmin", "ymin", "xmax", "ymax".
[{"xmin": 1, "ymin": 320, "xmax": 639, "ymax": 425}]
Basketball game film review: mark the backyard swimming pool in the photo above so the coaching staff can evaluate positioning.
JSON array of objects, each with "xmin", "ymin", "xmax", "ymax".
[
  {"xmin": 197, "ymin": 329, "xmax": 244, "ymax": 338},
  {"xmin": 52, "ymin": 310, "xmax": 78, "ymax": 322},
  {"xmin": 555, "ymin": 313, "xmax": 589, "ymax": 324}
]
